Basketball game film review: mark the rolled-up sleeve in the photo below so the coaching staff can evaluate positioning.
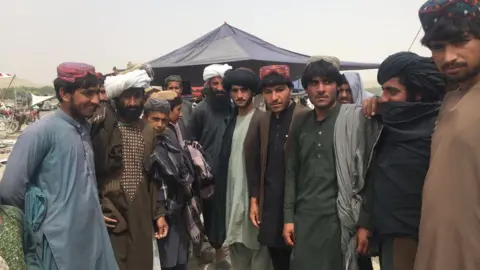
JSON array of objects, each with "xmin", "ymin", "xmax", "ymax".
[{"xmin": 0, "ymin": 127, "xmax": 47, "ymax": 209}]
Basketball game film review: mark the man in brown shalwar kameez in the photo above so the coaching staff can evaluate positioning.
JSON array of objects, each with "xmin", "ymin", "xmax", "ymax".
[
  {"xmin": 100, "ymin": 68, "xmax": 167, "ymax": 270},
  {"xmin": 415, "ymin": 1, "xmax": 480, "ymax": 269}
]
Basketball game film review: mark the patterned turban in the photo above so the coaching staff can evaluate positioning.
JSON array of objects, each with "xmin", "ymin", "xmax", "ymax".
[
  {"xmin": 419, "ymin": 0, "xmax": 480, "ymax": 31},
  {"xmin": 259, "ymin": 65, "xmax": 293, "ymax": 89},
  {"xmin": 56, "ymin": 62, "xmax": 96, "ymax": 83}
]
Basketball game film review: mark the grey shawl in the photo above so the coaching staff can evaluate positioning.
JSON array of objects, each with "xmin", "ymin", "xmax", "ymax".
[{"xmin": 333, "ymin": 104, "xmax": 381, "ymax": 270}]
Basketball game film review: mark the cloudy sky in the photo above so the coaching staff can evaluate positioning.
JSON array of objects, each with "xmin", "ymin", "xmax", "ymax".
[{"xmin": 0, "ymin": 0, "xmax": 429, "ymax": 86}]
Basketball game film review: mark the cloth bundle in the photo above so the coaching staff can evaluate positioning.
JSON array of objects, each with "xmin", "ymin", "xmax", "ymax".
[{"xmin": 105, "ymin": 69, "xmax": 152, "ymax": 99}]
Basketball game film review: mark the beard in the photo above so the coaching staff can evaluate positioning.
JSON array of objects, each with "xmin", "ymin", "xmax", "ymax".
[
  {"xmin": 69, "ymin": 96, "xmax": 97, "ymax": 119},
  {"xmin": 206, "ymin": 90, "xmax": 231, "ymax": 112},
  {"xmin": 117, "ymin": 105, "xmax": 143, "ymax": 123},
  {"xmin": 444, "ymin": 62, "xmax": 480, "ymax": 83}
]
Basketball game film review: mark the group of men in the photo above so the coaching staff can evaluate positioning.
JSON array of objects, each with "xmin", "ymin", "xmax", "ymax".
[{"xmin": 1, "ymin": 0, "xmax": 480, "ymax": 270}]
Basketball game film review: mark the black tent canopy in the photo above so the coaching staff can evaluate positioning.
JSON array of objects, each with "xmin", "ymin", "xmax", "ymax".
[{"xmin": 148, "ymin": 23, "xmax": 379, "ymax": 86}]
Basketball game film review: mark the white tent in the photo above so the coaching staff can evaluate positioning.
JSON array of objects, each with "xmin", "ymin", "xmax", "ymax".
[{"xmin": 31, "ymin": 93, "xmax": 55, "ymax": 107}]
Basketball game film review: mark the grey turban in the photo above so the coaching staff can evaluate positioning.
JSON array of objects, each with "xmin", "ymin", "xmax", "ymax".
[
  {"xmin": 307, "ymin": 55, "xmax": 341, "ymax": 69},
  {"xmin": 144, "ymin": 98, "xmax": 170, "ymax": 115}
]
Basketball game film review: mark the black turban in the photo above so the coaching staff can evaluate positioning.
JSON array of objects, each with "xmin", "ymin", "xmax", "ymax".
[
  {"xmin": 377, "ymin": 51, "xmax": 445, "ymax": 102},
  {"xmin": 222, "ymin": 68, "xmax": 260, "ymax": 94}
]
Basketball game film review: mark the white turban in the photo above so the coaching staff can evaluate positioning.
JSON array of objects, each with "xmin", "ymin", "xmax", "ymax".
[
  {"xmin": 105, "ymin": 69, "xmax": 152, "ymax": 99},
  {"xmin": 203, "ymin": 64, "xmax": 232, "ymax": 82}
]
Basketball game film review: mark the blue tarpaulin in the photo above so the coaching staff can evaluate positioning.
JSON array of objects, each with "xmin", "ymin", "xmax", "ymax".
[{"xmin": 148, "ymin": 23, "xmax": 379, "ymax": 85}]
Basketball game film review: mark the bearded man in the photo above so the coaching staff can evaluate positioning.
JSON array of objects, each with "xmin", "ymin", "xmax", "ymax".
[
  {"xmin": 338, "ymin": 73, "xmax": 374, "ymax": 105},
  {"xmin": 100, "ymin": 69, "xmax": 166, "ymax": 270},
  {"xmin": 188, "ymin": 63, "xmax": 233, "ymax": 269},
  {"xmin": 0, "ymin": 62, "xmax": 118, "ymax": 270},
  {"xmin": 212, "ymin": 68, "xmax": 271, "ymax": 269},
  {"xmin": 412, "ymin": 1, "xmax": 480, "ymax": 269},
  {"xmin": 283, "ymin": 57, "xmax": 382, "ymax": 270}
]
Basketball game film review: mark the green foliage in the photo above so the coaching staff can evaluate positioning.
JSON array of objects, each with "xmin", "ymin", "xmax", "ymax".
[{"xmin": 0, "ymin": 86, "xmax": 55, "ymax": 99}]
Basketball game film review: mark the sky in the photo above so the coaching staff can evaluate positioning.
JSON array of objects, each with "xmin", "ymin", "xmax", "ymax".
[{"xmin": 0, "ymin": 0, "xmax": 430, "ymax": 86}]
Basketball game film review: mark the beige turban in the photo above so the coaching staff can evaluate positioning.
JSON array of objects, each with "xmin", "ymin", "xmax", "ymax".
[
  {"xmin": 307, "ymin": 55, "xmax": 340, "ymax": 70},
  {"xmin": 149, "ymin": 90, "xmax": 177, "ymax": 101}
]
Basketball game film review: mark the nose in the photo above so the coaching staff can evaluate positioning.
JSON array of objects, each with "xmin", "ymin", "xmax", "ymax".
[
  {"xmin": 90, "ymin": 92, "xmax": 100, "ymax": 105},
  {"xmin": 126, "ymin": 96, "xmax": 137, "ymax": 106},
  {"xmin": 379, "ymin": 92, "xmax": 389, "ymax": 103},
  {"xmin": 444, "ymin": 44, "xmax": 459, "ymax": 64}
]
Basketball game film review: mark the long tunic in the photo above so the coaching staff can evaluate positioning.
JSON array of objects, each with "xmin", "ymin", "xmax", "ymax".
[
  {"xmin": 108, "ymin": 121, "xmax": 157, "ymax": 270},
  {"xmin": 414, "ymin": 85, "xmax": 480, "ymax": 270},
  {"xmin": 259, "ymin": 103, "xmax": 295, "ymax": 248},
  {"xmin": 0, "ymin": 109, "xmax": 118, "ymax": 270},
  {"xmin": 284, "ymin": 104, "xmax": 343, "ymax": 270},
  {"xmin": 225, "ymin": 110, "xmax": 259, "ymax": 249}
]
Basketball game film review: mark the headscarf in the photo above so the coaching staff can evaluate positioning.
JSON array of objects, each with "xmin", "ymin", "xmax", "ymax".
[
  {"xmin": 222, "ymin": 68, "xmax": 260, "ymax": 94},
  {"xmin": 307, "ymin": 55, "xmax": 341, "ymax": 70},
  {"xmin": 203, "ymin": 64, "xmax": 232, "ymax": 81},
  {"xmin": 56, "ymin": 62, "xmax": 96, "ymax": 82},
  {"xmin": 377, "ymin": 51, "xmax": 445, "ymax": 101},
  {"xmin": 144, "ymin": 98, "xmax": 170, "ymax": 115},
  {"xmin": 343, "ymin": 72, "xmax": 374, "ymax": 105},
  {"xmin": 105, "ymin": 69, "xmax": 152, "ymax": 99},
  {"xmin": 419, "ymin": 0, "xmax": 480, "ymax": 31}
]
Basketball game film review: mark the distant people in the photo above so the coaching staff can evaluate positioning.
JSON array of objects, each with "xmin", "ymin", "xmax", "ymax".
[
  {"xmin": 164, "ymin": 75, "xmax": 193, "ymax": 129},
  {"xmin": 0, "ymin": 62, "xmax": 118, "ymax": 270},
  {"xmin": 338, "ymin": 73, "xmax": 374, "ymax": 105}
]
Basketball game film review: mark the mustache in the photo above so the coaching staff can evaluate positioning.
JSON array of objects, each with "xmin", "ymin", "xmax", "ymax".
[{"xmin": 442, "ymin": 62, "xmax": 467, "ymax": 71}]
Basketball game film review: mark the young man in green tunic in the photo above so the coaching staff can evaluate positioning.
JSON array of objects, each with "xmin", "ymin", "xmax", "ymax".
[
  {"xmin": 283, "ymin": 56, "xmax": 383, "ymax": 270},
  {"xmin": 283, "ymin": 58, "xmax": 344, "ymax": 270}
]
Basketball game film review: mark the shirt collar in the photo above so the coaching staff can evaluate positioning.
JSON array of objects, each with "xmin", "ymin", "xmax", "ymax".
[
  {"xmin": 55, "ymin": 109, "xmax": 90, "ymax": 132},
  {"xmin": 312, "ymin": 102, "xmax": 341, "ymax": 122}
]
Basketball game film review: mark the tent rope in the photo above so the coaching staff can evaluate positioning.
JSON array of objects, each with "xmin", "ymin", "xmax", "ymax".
[{"xmin": 408, "ymin": 26, "xmax": 422, "ymax": 51}]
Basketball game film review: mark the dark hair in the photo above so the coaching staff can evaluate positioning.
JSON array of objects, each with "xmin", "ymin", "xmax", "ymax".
[
  {"xmin": 168, "ymin": 96, "xmax": 183, "ymax": 111},
  {"xmin": 422, "ymin": 16, "xmax": 480, "ymax": 46},
  {"xmin": 53, "ymin": 73, "xmax": 99, "ymax": 102},
  {"xmin": 259, "ymin": 73, "xmax": 293, "ymax": 90},
  {"xmin": 301, "ymin": 60, "xmax": 342, "ymax": 89},
  {"xmin": 339, "ymin": 74, "xmax": 349, "ymax": 85}
]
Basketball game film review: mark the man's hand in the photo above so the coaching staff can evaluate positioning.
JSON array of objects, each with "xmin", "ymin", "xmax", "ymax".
[
  {"xmin": 356, "ymin": 227, "xmax": 370, "ymax": 255},
  {"xmin": 155, "ymin": 217, "xmax": 169, "ymax": 239},
  {"xmin": 362, "ymin": 97, "xmax": 378, "ymax": 119},
  {"xmin": 104, "ymin": 216, "xmax": 118, "ymax": 228},
  {"xmin": 249, "ymin": 198, "xmax": 261, "ymax": 228},
  {"xmin": 283, "ymin": 223, "xmax": 295, "ymax": 246}
]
